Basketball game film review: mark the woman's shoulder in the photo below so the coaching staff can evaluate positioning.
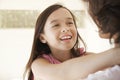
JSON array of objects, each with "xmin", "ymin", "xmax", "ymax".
[{"xmin": 85, "ymin": 65, "xmax": 120, "ymax": 80}]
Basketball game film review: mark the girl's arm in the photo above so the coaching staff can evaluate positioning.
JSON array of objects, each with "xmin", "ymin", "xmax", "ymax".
[{"xmin": 31, "ymin": 48, "xmax": 120, "ymax": 80}]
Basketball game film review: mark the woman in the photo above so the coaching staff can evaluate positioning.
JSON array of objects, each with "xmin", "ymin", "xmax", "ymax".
[{"xmin": 83, "ymin": 0, "xmax": 120, "ymax": 79}]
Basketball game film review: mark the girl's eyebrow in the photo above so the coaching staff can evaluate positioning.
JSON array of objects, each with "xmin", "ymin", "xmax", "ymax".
[
  {"xmin": 50, "ymin": 20, "xmax": 58, "ymax": 24},
  {"xmin": 50, "ymin": 17, "xmax": 73, "ymax": 24},
  {"xmin": 66, "ymin": 17, "xmax": 73, "ymax": 20}
]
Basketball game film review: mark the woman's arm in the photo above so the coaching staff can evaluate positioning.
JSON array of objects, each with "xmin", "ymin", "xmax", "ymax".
[
  {"xmin": 62, "ymin": 48, "xmax": 120, "ymax": 80},
  {"xmin": 31, "ymin": 48, "xmax": 120, "ymax": 80}
]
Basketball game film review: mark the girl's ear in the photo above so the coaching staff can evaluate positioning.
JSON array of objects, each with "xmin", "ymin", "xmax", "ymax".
[{"xmin": 39, "ymin": 34, "xmax": 47, "ymax": 43}]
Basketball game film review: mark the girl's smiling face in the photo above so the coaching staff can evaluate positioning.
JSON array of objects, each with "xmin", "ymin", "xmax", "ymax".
[{"xmin": 39, "ymin": 8, "xmax": 77, "ymax": 52}]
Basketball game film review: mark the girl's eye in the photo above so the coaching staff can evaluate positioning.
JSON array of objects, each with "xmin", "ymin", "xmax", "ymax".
[
  {"xmin": 67, "ymin": 22, "xmax": 74, "ymax": 26},
  {"xmin": 68, "ymin": 22, "xmax": 73, "ymax": 24},
  {"xmin": 52, "ymin": 24, "xmax": 60, "ymax": 27}
]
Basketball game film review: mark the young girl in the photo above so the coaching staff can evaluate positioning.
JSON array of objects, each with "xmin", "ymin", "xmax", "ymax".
[
  {"xmin": 24, "ymin": 4, "xmax": 120, "ymax": 80},
  {"xmin": 83, "ymin": 0, "xmax": 120, "ymax": 79}
]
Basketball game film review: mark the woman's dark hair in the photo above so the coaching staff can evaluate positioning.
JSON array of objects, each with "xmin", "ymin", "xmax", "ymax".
[
  {"xmin": 96, "ymin": 3, "xmax": 120, "ymax": 43},
  {"xmin": 23, "ymin": 4, "xmax": 86, "ymax": 80},
  {"xmin": 85, "ymin": 0, "xmax": 120, "ymax": 44}
]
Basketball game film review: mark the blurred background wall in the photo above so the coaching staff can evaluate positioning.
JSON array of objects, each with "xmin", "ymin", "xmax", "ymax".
[{"xmin": 0, "ymin": 0, "xmax": 112, "ymax": 80}]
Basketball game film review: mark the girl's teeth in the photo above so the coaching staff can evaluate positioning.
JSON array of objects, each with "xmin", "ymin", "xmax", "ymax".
[{"xmin": 61, "ymin": 36, "xmax": 71, "ymax": 39}]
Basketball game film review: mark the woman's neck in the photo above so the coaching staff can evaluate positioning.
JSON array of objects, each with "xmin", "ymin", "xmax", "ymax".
[{"xmin": 114, "ymin": 43, "xmax": 120, "ymax": 48}]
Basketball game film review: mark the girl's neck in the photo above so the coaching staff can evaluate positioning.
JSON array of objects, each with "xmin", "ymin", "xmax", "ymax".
[{"xmin": 51, "ymin": 51, "xmax": 72, "ymax": 62}]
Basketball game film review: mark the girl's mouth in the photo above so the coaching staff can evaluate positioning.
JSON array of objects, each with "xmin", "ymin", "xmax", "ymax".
[{"xmin": 60, "ymin": 35, "xmax": 72, "ymax": 41}]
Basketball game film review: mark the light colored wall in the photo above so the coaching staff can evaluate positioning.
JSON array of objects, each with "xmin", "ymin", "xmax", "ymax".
[
  {"xmin": 0, "ymin": 0, "xmax": 85, "ymax": 10},
  {"xmin": 0, "ymin": 29, "xmax": 34, "ymax": 80}
]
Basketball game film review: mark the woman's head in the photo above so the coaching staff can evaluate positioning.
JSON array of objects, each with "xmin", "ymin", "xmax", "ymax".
[
  {"xmin": 96, "ymin": 4, "xmax": 120, "ymax": 43},
  {"xmin": 84, "ymin": 0, "xmax": 120, "ymax": 44}
]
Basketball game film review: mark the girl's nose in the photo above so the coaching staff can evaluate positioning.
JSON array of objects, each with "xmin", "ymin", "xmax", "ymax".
[{"xmin": 61, "ymin": 27, "xmax": 70, "ymax": 33}]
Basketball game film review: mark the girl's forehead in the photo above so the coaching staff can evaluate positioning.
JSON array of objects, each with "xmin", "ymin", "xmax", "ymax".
[{"xmin": 47, "ymin": 8, "xmax": 73, "ymax": 21}]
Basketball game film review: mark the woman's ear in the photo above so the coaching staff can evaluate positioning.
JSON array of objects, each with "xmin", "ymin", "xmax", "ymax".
[{"xmin": 39, "ymin": 34, "xmax": 47, "ymax": 43}]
